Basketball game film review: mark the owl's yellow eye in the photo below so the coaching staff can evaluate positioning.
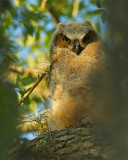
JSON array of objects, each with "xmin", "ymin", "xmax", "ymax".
[{"xmin": 63, "ymin": 36, "xmax": 70, "ymax": 43}]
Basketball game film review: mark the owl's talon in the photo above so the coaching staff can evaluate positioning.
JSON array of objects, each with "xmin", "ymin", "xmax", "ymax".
[
  {"xmin": 84, "ymin": 121, "xmax": 92, "ymax": 128},
  {"xmin": 66, "ymin": 125, "xmax": 76, "ymax": 128}
]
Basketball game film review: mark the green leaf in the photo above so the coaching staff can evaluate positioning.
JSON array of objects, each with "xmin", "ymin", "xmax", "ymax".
[
  {"xmin": 19, "ymin": 90, "xmax": 25, "ymax": 97},
  {"xmin": 24, "ymin": 97, "xmax": 31, "ymax": 105},
  {"xmin": 16, "ymin": 76, "xmax": 37, "ymax": 87},
  {"xmin": 21, "ymin": 6, "xmax": 45, "ymax": 22},
  {"xmin": 21, "ymin": 77, "xmax": 37, "ymax": 86},
  {"xmin": 24, "ymin": 22, "xmax": 34, "ymax": 36},
  {"xmin": 101, "ymin": 11, "xmax": 108, "ymax": 23},
  {"xmin": 92, "ymin": 8, "xmax": 105, "ymax": 15},
  {"xmin": 90, "ymin": 0, "xmax": 96, "ymax": 4},
  {"xmin": 35, "ymin": 30, "xmax": 40, "ymax": 41},
  {"xmin": 96, "ymin": 0, "xmax": 102, "ymax": 8}
]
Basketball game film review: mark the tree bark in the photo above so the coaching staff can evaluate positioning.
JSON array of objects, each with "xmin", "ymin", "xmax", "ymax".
[{"xmin": 8, "ymin": 125, "xmax": 111, "ymax": 160}]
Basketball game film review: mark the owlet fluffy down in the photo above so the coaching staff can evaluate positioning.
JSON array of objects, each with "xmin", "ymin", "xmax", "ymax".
[{"xmin": 48, "ymin": 21, "xmax": 107, "ymax": 130}]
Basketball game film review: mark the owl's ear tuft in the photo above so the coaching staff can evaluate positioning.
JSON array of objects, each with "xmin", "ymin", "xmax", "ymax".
[
  {"xmin": 57, "ymin": 22, "xmax": 65, "ymax": 28},
  {"xmin": 84, "ymin": 21, "xmax": 92, "ymax": 26}
]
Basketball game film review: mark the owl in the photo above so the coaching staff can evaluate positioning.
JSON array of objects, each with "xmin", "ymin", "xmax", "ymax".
[{"xmin": 48, "ymin": 21, "xmax": 107, "ymax": 130}]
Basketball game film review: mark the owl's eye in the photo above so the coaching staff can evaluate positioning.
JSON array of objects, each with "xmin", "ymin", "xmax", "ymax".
[
  {"xmin": 82, "ymin": 33, "xmax": 91, "ymax": 43},
  {"xmin": 63, "ymin": 36, "xmax": 71, "ymax": 43}
]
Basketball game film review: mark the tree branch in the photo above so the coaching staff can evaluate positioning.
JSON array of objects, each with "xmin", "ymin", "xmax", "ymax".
[
  {"xmin": 17, "ymin": 72, "xmax": 47, "ymax": 108},
  {"xmin": 8, "ymin": 126, "xmax": 111, "ymax": 160},
  {"xmin": 42, "ymin": 0, "xmax": 60, "ymax": 26},
  {"xmin": 41, "ymin": 0, "xmax": 47, "ymax": 8},
  {"xmin": 47, "ymin": 5, "xmax": 60, "ymax": 25},
  {"xmin": 72, "ymin": 0, "xmax": 79, "ymax": 17}
]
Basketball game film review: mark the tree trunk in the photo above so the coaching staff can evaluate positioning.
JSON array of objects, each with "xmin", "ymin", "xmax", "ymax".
[{"xmin": 8, "ymin": 125, "xmax": 111, "ymax": 160}]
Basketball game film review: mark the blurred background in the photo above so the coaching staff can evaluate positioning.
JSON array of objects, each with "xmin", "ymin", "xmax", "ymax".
[{"xmin": 0, "ymin": 0, "xmax": 128, "ymax": 159}]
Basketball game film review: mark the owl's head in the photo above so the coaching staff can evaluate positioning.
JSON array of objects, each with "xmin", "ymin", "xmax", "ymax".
[{"xmin": 50, "ymin": 21, "xmax": 99, "ymax": 55}]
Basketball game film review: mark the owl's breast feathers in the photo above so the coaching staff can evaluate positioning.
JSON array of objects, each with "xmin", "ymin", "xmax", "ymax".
[
  {"xmin": 51, "ymin": 40, "xmax": 105, "ymax": 73},
  {"xmin": 51, "ymin": 41, "xmax": 105, "ymax": 96}
]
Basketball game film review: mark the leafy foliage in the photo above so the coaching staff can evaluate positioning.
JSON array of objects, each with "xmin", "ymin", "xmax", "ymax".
[{"xmin": 1, "ymin": 0, "xmax": 127, "ymax": 159}]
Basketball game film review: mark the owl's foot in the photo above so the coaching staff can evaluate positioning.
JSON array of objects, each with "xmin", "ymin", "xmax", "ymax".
[
  {"xmin": 81, "ymin": 121, "xmax": 92, "ymax": 128},
  {"xmin": 66, "ymin": 125, "xmax": 78, "ymax": 128},
  {"xmin": 79, "ymin": 117, "xmax": 93, "ymax": 128}
]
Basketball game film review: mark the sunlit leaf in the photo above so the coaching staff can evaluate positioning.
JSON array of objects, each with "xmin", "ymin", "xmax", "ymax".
[
  {"xmin": 16, "ymin": 76, "xmax": 37, "ymax": 87},
  {"xmin": 92, "ymin": 8, "xmax": 105, "ymax": 15},
  {"xmin": 22, "ymin": 77, "xmax": 37, "ymax": 86},
  {"xmin": 24, "ymin": 97, "xmax": 31, "ymax": 105},
  {"xmin": 24, "ymin": 22, "xmax": 35, "ymax": 36},
  {"xmin": 96, "ymin": 0, "xmax": 102, "ymax": 8},
  {"xmin": 35, "ymin": 30, "xmax": 40, "ymax": 41}
]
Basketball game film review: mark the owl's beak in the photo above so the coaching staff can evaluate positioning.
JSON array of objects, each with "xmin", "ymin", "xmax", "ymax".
[{"xmin": 73, "ymin": 39, "xmax": 83, "ymax": 55}]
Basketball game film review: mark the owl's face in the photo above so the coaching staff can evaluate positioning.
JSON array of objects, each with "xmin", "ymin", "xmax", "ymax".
[{"xmin": 54, "ymin": 21, "xmax": 98, "ymax": 55}]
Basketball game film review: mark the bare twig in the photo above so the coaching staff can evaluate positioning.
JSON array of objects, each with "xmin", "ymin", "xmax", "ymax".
[
  {"xmin": 72, "ymin": 0, "xmax": 79, "ymax": 17},
  {"xmin": 45, "ymin": 2, "xmax": 60, "ymax": 26},
  {"xmin": 17, "ymin": 72, "xmax": 47, "ymax": 108},
  {"xmin": 41, "ymin": 0, "xmax": 47, "ymax": 8},
  {"xmin": 47, "ymin": 6, "xmax": 60, "ymax": 25},
  {"xmin": 41, "ymin": 0, "xmax": 59, "ymax": 26},
  {"xmin": 30, "ymin": 75, "xmax": 49, "ymax": 110}
]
